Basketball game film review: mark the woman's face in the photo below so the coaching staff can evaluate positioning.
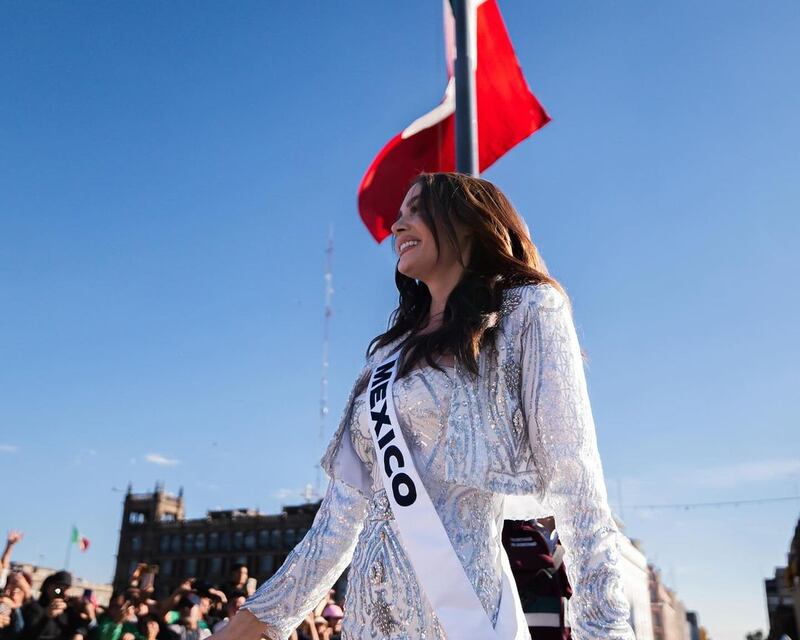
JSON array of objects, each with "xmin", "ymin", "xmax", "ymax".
[{"xmin": 391, "ymin": 182, "xmax": 470, "ymax": 282}]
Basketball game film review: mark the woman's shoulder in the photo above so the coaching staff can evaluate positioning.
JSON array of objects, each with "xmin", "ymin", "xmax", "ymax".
[
  {"xmin": 365, "ymin": 332, "xmax": 409, "ymax": 366},
  {"xmin": 500, "ymin": 281, "xmax": 568, "ymax": 321}
]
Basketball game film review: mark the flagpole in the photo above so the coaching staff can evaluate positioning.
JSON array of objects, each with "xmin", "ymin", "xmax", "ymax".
[
  {"xmin": 453, "ymin": 0, "xmax": 479, "ymax": 176},
  {"xmin": 64, "ymin": 526, "xmax": 73, "ymax": 570}
]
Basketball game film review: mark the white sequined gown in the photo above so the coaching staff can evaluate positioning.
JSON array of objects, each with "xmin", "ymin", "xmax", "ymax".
[{"xmin": 241, "ymin": 285, "xmax": 635, "ymax": 640}]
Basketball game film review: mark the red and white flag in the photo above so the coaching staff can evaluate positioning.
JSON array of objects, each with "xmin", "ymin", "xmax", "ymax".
[{"xmin": 357, "ymin": 0, "xmax": 550, "ymax": 243}]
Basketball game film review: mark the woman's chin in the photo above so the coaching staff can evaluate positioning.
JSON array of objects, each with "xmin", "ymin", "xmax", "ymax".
[{"xmin": 397, "ymin": 260, "xmax": 414, "ymax": 279}]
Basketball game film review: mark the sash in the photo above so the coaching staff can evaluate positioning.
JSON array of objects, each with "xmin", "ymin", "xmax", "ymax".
[{"xmin": 366, "ymin": 354, "xmax": 529, "ymax": 640}]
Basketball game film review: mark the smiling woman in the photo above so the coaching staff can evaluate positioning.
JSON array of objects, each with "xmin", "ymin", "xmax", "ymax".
[
  {"xmin": 212, "ymin": 172, "xmax": 635, "ymax": 640},
  {"xmin": 376, "ymin": 172, "xmax": 560, "ymax": 378}
]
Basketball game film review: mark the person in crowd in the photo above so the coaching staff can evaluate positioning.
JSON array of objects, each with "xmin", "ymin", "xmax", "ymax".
[
  {"xmin": 0, "ymin": 572, "xmax": 33, "ymax": 639},
  {"xmin": 504, "ymin": 518, "xmax": 573, "ymax": 639},
  {"xmin": 220, "ymin": 567, "xmax": 247, "ymax": 602},
  {"xmin": 159, "ymin": 580, "xmax": 194, "ymax": 629},
  {"xmin": 191, "ymin": 583, "xmax": 223, "ymax": 632},
  {"xmin": 93, "ymin": 591, "xmax": 140, "ymax": 640},
  {"xmin": 20, "ymin": 571, "xmax": 80, "ymax": 640},
  {"xmin": 163, "ymin": 596, "xmax": 209, "ymax": 640},
  {"xmin": 136, "ymin": 614, "xmax": 161, "ymax": 640},
  {"xmin": 0, "ymin": 533, "xmax": 24, "ymax": 591},
  {"xmin": 210, "ymin": 595, "xmax": 244, "ymax": 634},
  {"xmin": 293, "ymin": 612, "xmax": 322, "ymax": 640},
  {"xmin": 64, "ymin": 591, "xmax": 98, "ymax": 640},
  {"xmin": 320, "ymin": 604, "xmax": 342, "ymax": 640}
]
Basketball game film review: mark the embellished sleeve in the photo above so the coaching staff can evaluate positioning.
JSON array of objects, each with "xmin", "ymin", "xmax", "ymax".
[
  {"xmin": 240, "ymin": 477, "xmax": 369, "ymax": 639},
  {"xmin": 519, "ymin": 285, "xmax": 635, "ymax": 639}
]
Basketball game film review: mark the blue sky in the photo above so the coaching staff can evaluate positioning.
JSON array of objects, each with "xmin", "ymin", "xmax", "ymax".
[{"xmin": 1, "ymin": 1, "xmax": 798, "ymax": 637}]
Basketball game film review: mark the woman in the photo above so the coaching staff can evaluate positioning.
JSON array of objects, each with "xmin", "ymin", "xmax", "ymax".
[{"xmin": 216, "ymin": 173, "xmax": 634, "ymax": 639}]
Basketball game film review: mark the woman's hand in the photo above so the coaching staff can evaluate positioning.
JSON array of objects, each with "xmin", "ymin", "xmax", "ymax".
[{"xmin": 210, "ymin": 609, "xmax": 270, "ymax": 640}]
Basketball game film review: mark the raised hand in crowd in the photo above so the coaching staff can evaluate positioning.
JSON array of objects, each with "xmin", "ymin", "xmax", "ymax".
[{"xmin": 0, "ymin": 532, "xmax": 24, "ymax": 591}]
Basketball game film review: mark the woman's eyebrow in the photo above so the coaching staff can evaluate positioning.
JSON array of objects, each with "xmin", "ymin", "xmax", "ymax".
[{"xmin": 397, "ymin": 195, "xmax": 421, "ymax": 219}]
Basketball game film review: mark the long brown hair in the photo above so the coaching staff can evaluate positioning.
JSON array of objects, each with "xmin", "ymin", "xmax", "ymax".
[{"xmin": 368, "ymin": 172, "xmax": 565, "ymax": 377}]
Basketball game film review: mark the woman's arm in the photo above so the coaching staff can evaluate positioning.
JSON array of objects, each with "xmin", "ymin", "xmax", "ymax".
[
  {"xmin": 219, "ymin": 478, "xmax": 368, "ymax": 640},
  {"xmin": 520, "ymin": 285, "xmax": 635, "ymax": 639}
]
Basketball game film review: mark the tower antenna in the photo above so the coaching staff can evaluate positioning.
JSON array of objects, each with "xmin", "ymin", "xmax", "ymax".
[{"xmin": 316, "ymin": 225, "xmax": 334, "ymax": 498}]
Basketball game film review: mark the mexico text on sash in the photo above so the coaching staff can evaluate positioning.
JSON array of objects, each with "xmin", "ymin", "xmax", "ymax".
[{"xmin": 366, "ymin": 352, "xmax": 529, "ymax": 640}]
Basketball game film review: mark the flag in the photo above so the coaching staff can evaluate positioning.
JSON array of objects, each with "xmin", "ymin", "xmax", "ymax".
[
  {"xmin": 71, "ymin": 526, "xmax": 90, "ymax": 552},
  {"xmin": 357, "ymin": 0, "xmax": 550, "ymax": 243}
]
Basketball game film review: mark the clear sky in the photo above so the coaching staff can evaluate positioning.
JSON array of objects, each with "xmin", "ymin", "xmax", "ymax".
[{"xmin": 2, "ymin": 2, "xmax": 799, "ymax": 638}]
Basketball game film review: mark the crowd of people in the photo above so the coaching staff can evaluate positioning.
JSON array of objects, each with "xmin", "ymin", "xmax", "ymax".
[
  {"xmin": 1, "ymin": 517, "xmax": 571, "ymax": 640},
  {"xmin": 0, "ymin": 532, "xmax": 344, "ymax": 640}
]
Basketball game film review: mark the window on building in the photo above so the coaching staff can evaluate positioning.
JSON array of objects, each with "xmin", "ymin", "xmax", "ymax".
[
  {"xmin": 129, "ymin": 512, "xmax": 146, "ymax": 524},
  {"xmin": 185, "ymin": 558, "xmax": 197, "ymax": 576},
  {"xmin": 244, "ymin": 532, "xmax": 256, "ymax": 550},
  {"xmin": 195, "ymin": 533, "xmax": 206, "ymax": 552},
  {"xmin": 233, "ymin": 531, "xmax": 244, "ymax": 550},
  {"xmin": 160, "ymin": 513, "xmax": 176, "ymax": 522},
  {"xmin": 220, "ymin": 532, "xmax": 231, "ymax": 551},
  {"xmin": 296, "ymin": 528, "xmax": 308, "ymax": 542},
  {"xmin": 161, "ymin": 559, "xmax": 173, "ymax": 577},
  {"xmin": 284, "ymin": 529, "xmax": 295, "ymax": 547},
  {"xmin": 131, "ymin": 534, "xmax": 142, "ymax": 552},
  {"xmin": 259, "ymin": 555, "xmax": 274, "ymax": 575},
  {"xmin": 258, "ymin": 530, "xmax": 270, "ymax": 549},
  {"xmin": 160, "ymin": 535, "xmax": 170, "ymax": 553},
  {"xmin": 269, "ymin": 530, "xmax": 282, "ymax": 549},
  {"xmin": 170, "ymin": 534, "xmax": 181, "ymax": 553},
  {"xmin": 208, "ymin": 532, "xmax": 219, "ymax": 551},
  {"xmin": 184, "ymin": 533, "xmax": 194, "ymax": 550},
  {"xmin": 209, "ymin": 557, "xmax": 222, "ymax": 576}
]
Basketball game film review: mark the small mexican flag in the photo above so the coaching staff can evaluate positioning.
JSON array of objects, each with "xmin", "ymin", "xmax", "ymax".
[{"xmin": 71, "ymin": 526, "xmax": 90, "ymax": 552}]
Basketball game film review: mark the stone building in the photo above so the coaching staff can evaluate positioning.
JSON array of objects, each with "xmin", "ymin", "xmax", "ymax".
[
  {"xmin": 113, "ymin": 483, "xmax": 321, "ymax": 596},
  {"xmin": 649, "ymin": 564, "xmax": 690, "ymax": 640},
  {"xmin": 764, "ymin": 514, "xmax": 800, "ymax": 639}
]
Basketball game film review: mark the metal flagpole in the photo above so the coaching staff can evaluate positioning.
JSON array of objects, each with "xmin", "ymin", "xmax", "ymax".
[
  {"xmin": 64, "ymin": 526, "xmax": 73, "ymax": 570},
  {"xmin": 453, "ymin": 0, "xmax": 479, "ymax": 176}
]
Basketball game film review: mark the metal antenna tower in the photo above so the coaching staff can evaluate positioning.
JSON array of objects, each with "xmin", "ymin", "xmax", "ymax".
[{"xmin": 315, "ymin": 225, "xmax": 334, "ymax": 498}]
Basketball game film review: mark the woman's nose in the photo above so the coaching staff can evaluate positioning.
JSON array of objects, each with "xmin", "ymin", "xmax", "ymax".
[{"xmin": 390, "ymin": 215, "xmax": 405, "ymax": 235}]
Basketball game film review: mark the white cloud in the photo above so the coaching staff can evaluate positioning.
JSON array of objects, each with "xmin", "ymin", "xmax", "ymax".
[
  {"xmin": 0, "ymin": 445, "xmax": 19, "ymax": 453},
  {"xmin": 145, "ymin": 453, "xmax": 180, "ymax": 466}
]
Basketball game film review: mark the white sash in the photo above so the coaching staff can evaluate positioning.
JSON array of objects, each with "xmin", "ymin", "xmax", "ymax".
[{"xmin": 366, "ymin": 353, "xmax": 529, "ymax": 640}]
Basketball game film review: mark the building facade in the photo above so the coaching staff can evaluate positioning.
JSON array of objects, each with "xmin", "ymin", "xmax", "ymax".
[
  {"xmin": 113, "ymin": 483, "xmax": 321, "ymax": 596},
  {"xmin": 765, "ymin": 566, "xmax": 798, "ymax": 639},
  {"xmin": 649, "ymin": 564, "xmax": 690, "ymax": 640},
  {"xmin": 617, "ymin": 532, "xmax": 655, "ymax": 640},
  {"xmin": 764, "ymin": 515, "xmax": 800, "ymax": 639}
]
